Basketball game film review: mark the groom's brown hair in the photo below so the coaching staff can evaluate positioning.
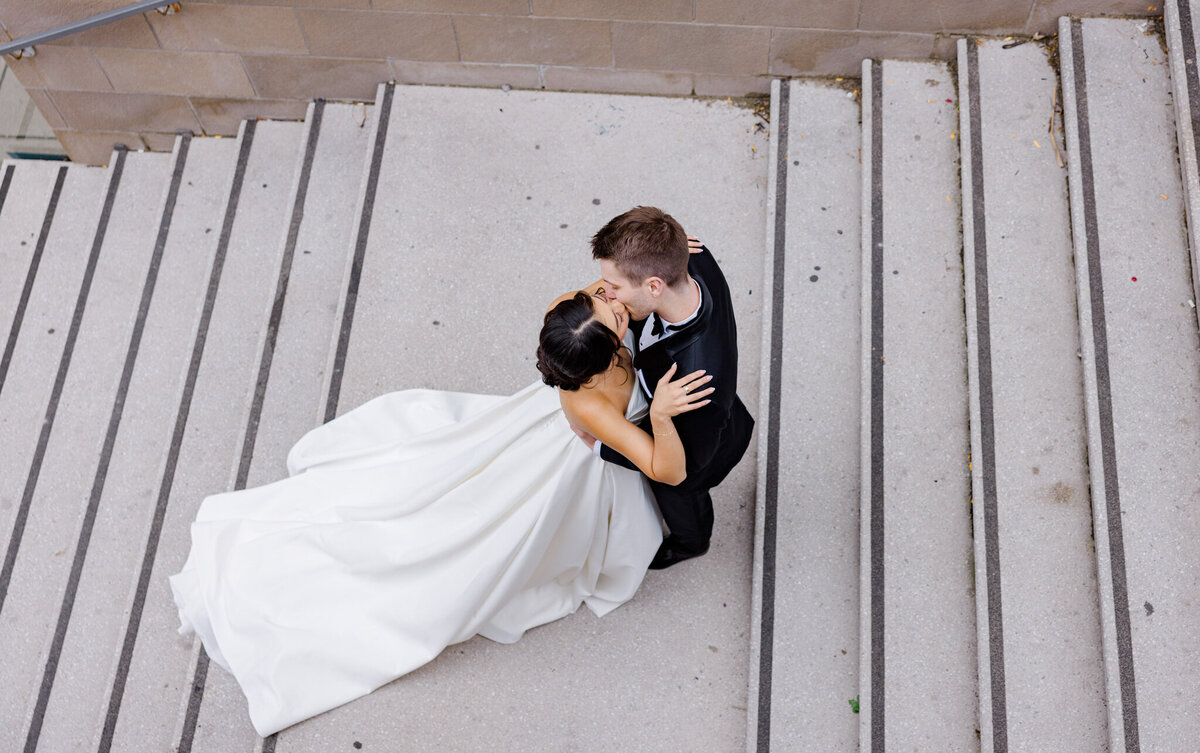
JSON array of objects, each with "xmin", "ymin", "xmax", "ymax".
[{"xmin": 591, "ymin": 206, "xmax": 688, "ymax": 286}]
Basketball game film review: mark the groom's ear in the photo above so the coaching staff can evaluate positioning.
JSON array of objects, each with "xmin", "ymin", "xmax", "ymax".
[{"xmin": 646, "ymin": 277, "xmax": 665, "ymax": 296}]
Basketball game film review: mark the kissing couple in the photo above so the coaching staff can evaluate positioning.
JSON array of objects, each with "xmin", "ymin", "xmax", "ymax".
[{"xmin": 170, "ymin": 206, "xmax": 755, "ymax": 735}]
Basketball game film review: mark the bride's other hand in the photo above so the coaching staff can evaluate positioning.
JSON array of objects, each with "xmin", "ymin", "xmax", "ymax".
[
  {"xmin": 687, "ymin": 235, "xmax": 703, "ymax": 253},
  {"xmin": 651, "ymin": 363, "xmax": 714, "ymax": 420},
  {"xmin": 572, "ymin": 425, "xmax": 598, "ymax": 450}
]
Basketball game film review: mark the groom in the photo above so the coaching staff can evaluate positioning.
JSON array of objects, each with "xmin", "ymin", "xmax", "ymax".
[{"xmin": 585, "ymin": 206, "xmax": 754, "ymax": 569}]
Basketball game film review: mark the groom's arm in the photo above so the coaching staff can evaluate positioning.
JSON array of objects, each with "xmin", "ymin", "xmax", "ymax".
[{"xmin": 597, "ymin": 427, "xmax": 646, "ymax": 471}]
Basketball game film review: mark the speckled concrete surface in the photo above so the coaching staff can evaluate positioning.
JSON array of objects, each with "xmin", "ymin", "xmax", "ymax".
[
  {"xmin": 1062, "ymin": 17, "xmax": 1200, "ymax": 753},
  {"xmin": 0, "ymin": 162, "xmax": 113, "ymax": 752},
  {"xmin": 248, "ymin": 102, "xmax": 375, "ymax": 486},
  {"xmin": 26, "ymin": 151, "xmax": 177, "ymax": 753},
  {"xmin": 860, "ymin": 59, "xmax": 979, "ymax": 753},
  {"xmin": 749, "ymin": 78, "xmax": 862, "ymax": 753},
  {"xmin": 262, "ymin": 84, "xmax": 768, "ymax": 753},
  {"xmin": 957, "ymin": 38, "xmax": 1107, "ymax": 753},
  {"xmin": 104, "ymin": 136, "xmax": 242, "ymax": 753}
]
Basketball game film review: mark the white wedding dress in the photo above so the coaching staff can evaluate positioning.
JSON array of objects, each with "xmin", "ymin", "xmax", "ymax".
[{"xmin": 169, "ymin": 374, "xmax": 662, "ymax": 736}]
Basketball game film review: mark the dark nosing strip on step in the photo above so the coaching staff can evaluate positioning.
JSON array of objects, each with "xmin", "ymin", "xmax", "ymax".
[
  {"xmin": 159, "ymin": 120, "xmax": 256, "ymax": 753},
  {"xmin": 966, "ymin": 40, "xmax": 1009, "ymax": 753},
  {"xmin": 325, "ymin": 84, "xmax": 394, "ymax": 423},
  {"xmin": 27, "ymin": 149, "xmax": 136, "ymax": 753},
  {"xmin": 755, "ymin": 78, "xmax": 789, "ymax": 753},
  {"xmin": 1177, "ymin": 0, "xmax": 1200, "ymax": 216},
  {"xmin": 869, "ymin": 58, "xmax": 885, "ymax": 753},
  {"xmin": 0, "ymin": 163, "xmax": 14, "ymax": 216},
  {"xmin": 97, "ymin": 134, "xmax": 191, "ymax": 753},
  {"xmin": 0, "ymin": 164, "xmax": 69, "ymax": 615},
  {"xmin": 0, "ymin": 165, "xmax": 65, "ymax": 399},
  {"xmin": 0, "ymin": 163, "xmax": 18, "ymax": 396},
  {"xmin": 1069, "ymin": 19, "xmax": 1140, "ymax": 753},
  {"xmin": 252, "ymin": 101, "xmax": 325, "ymax": 753}
]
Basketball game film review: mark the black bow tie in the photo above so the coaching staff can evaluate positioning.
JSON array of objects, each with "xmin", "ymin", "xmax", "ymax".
[{"xmin": 650, "ymin": 315, "xmax": 680, "ymax": 338}]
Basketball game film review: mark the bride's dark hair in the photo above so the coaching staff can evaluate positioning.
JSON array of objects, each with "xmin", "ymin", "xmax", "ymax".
[{"xmin": 537, "ymin": 292, "xmax": 622, "ymax": 391}]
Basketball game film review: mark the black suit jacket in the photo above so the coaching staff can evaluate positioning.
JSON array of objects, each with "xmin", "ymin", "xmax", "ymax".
[{"xmin": 600, "ymin": 246, "xmax": 753, "ymax": 490}]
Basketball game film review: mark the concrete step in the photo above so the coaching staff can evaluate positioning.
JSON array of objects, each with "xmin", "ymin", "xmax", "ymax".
[
  {"xmin": 0, "ymin": 160, "xmax": 64, "ymax": 394},
  {"xmin": 243, "ymin": 101, "xmax": 375, "ymax": 489},
  {"xmin": 14, "ymin": 148, "xmax": 176, "ymax": 753},
  {"xmin": 1164, "ymin": 0, "xmax": 1200, "ymax": 312},
  {"xmin": 956, "ymin": 37, "xmax": 1108, "ymax": 753},
  {"xmin": 267, "ymin": 83, "xmax": 767, "ymax": 751},
  {"xmin": 98, "ymin": 134, "xmax": 242, "ymax": 753},
  {"xmin": 1060, "ymin": 16, "xmax": 1200, "ymax": 753},
  {"xmin": 747, "ymin": 78, "xmax": 862, "ymax": 753},
  {"xmin": 858, "ymin": 58, "xmax": 978, "ymax": 752},
  {"xmin": 0, "ymin": 155, "xmax": 127, "ymax": 752}
]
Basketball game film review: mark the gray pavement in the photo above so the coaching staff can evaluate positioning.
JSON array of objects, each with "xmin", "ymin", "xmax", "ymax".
[
  {"xmin": 748, "ymin": 77, "xmax": 862, "ymax": 753},
  {"xmin": 1061, "ymin": 16, "xmax": 1200, "ymax": 753},
  {"xmin": 858, "ymin": 58, "xmax": 978, "ymax": 753},
  {"xmin": 272, "ymin": 83, "xmax": 768, "ymax": 753},
  {"xmin": 957, "ymin": 37, "xmax": 1108, "ymax": 753}
]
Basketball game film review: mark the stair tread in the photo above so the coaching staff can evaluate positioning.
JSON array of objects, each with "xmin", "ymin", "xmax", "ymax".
[
  {"xmin": 858, "ymin": 58, "xmax": 978, "ymax": 752},
  {"xmin": 1061, "ymin": 16, "xmax": 1200, "ymax": 753},
  {"xmin": 957, "ymin": 37, "xmax": 1108, "ymax": 753},
  {"xmin": 271, "ymin": 83, "xmax": 767, "ymax": 751},
  {"xmin": 749, "ymin": 79, "xmax": 862, "ymax": 753}
]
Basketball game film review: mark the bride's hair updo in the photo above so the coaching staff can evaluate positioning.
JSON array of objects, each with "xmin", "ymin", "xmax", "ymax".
[{"xmin": 537, "ymin": 292, "xmax": 622, "ymax": 391}]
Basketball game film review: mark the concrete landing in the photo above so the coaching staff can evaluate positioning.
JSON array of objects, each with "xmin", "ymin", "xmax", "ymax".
[{"xmin": 262, "ymin": 83, "xmax": 768, "ymax": 753}]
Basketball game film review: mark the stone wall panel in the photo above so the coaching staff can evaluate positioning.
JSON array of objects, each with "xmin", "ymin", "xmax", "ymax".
[
  {"xmin": 147, "ymin": 4, "xmax": 309, "ymax": 54},
  {"xmin": 455, "ymin": 16, "xmax": 612, "ymax": 66},
  {"xmin": 94, "ymin": 49, "xmax": 256, "ymax": 97},
  {"xmin": 297, "ymin": 9, "xmax": 459, "ymax": 61}
]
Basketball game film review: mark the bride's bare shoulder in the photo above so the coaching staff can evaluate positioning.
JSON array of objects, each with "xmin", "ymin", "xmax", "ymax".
[{"xmin": 558, "ymin": 384, "xmax": 622, "ymax": 420}]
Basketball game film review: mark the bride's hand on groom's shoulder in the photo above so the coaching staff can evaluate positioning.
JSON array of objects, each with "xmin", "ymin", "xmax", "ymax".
[
  {"xmin": 687, "ymin": 235, "xmax": 704, "ymax": 254},
  {"xmin": 651, "ymin": 363, "xmax": 715, "ymax": 420}
]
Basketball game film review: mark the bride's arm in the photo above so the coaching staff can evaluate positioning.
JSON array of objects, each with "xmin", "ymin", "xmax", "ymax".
[{"xmin": 570, "ymin": 365, "xmax": 713, "ymax": 485}]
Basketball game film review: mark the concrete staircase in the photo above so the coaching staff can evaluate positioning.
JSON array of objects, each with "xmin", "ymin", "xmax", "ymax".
[
  {"xmin": 1, "ymin": 8, "xmax": 1199, "ymax": 753},
  {"xmin": 750, "ymin": 9, "xmax": 1200, "ymax": 753}
]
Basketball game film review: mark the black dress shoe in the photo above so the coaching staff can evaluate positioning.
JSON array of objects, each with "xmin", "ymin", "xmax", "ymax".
[{"xmin": 648, "ymin": 540, "xmax": 709, "ymax": 570}]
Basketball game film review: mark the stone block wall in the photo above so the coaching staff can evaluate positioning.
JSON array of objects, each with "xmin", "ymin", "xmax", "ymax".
[{"xmin": 0, "ymin": 0, "xmax": 1155, "ymax": 164}]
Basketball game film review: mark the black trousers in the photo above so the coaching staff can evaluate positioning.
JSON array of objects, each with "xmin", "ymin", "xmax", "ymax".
[{"xmin": 650, "ymin": 400, "xmax": 753, "ymax": 553}]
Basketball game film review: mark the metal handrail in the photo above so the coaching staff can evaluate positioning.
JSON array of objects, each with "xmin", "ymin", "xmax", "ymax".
[{"xmin": 0, "ymin": 1, "xmax": 180, "ymax": 59}]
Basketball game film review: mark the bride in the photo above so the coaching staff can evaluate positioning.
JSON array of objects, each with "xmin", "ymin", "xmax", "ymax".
[{"xmin": 169, "ymin": 280, "xmax": 715, "ymax": 736}]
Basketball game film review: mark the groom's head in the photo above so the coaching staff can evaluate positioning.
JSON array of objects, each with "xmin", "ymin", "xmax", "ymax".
[{"xmin": 591, "ymin": 206, "xmax": 688, "ymax": 321}]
